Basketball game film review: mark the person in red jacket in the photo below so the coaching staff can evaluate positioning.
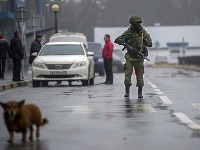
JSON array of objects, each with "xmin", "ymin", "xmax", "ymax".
[{"xmin": 102, "ymin": 34, "xmax": 114, "ymax": 84}]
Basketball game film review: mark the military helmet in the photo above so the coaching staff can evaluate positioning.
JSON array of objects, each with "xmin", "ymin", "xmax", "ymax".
[{"xmin": 129, "ymin": 16, "xmax": 142, "ymax": 23}]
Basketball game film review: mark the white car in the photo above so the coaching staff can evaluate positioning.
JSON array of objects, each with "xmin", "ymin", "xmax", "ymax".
[{"xmin": 31, "ymin": 42, "xmax": 95, "ymax": 87}]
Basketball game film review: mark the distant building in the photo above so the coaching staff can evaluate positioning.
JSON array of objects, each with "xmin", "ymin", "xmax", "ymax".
[{"xmin": 94, "ymin": 26, "xmax": 200, "ymax": 64}]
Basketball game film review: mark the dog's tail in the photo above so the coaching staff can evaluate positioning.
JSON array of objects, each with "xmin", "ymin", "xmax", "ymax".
[{"xmin": 41, "ymin": 118, "xmax": 48, "ymax": 126}]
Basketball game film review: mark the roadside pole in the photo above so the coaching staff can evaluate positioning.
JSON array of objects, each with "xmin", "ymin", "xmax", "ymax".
[
  {"xmin": 21, "ymin": 7, "xmax": 24, "ymax": 79},
  {"xmin": 14, "ymin": 7, "xmax": 30, "ymax": 80}
]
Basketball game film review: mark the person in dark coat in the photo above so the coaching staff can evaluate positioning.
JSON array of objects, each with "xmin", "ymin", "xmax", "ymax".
[
  {"xmin": 0, "ymin": 34, "xmax": 12, "ymax": 79},
  {"xmin": 29, "ymin": 34, "xmax": 43, "ymax": 64},
  {"xmin": 10, "ymin": 31, "xmax": 24, "ymax": 81}
]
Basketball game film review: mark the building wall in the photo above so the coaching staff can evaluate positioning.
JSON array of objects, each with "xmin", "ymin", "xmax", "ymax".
[
  {"xmin": 186, "ymin": 48, "xmax": 200, "ymax": 56},
  {"xmin": 0, "ymin": 0, "xmax": 16, "ymax": 42},
  {"xmin": 0, "ymin": 0, "xmax": 46, "ymax": 71}
]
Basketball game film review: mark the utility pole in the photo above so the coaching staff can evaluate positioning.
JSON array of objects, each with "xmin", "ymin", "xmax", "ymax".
[
  {"xmin": 33, "ymin": 14, "xmax": 36, "ymax": 41},
  {"xmin": 14, "ymin": 7, "xmax": 30, "ymax": 79}
]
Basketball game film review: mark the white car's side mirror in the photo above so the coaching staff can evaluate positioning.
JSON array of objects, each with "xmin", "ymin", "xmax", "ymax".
[
  {"xmin": 87, "ymin": 52, "xmax": 94, "ymax": 56},
  {"xmin": 31, "ymin": 52, "xmax": 38, "ymax": 57}
]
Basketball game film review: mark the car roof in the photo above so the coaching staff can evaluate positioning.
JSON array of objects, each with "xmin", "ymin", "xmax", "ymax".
[
  {"xmin": 49, "ymin": 32, "xmax": 88, "ymax": 48},
  {"xmin": 45, "ymin": 42, "xmax": 83, "ymax": 45},
  {"xmin": 50, "ymin": 32, "xmax": 86, "ymax": 39}
]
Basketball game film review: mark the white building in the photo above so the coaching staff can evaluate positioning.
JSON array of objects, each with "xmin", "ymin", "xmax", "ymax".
[{"xmin": 94, "ymin": 26, "xmax": 200, "ymax": 64}]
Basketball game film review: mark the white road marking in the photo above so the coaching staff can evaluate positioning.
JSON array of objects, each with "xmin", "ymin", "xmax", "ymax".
[
  {"xmin": 156, "ymin": 91, "xmax": 164, "ymax": 95},
  {"xmin": 154, "ymin": 89, "xmax": 160, "ymax": 92},
  {"xmin": 62, "ymin": 106, "xmax": 75, "ymax": 108},
  {"xmin": 159, "ymin": 96, "xmax": 173, "ymax": 104},
  {"xmin": 154, "ymin": 89, "xmax": 164, "ymax": 95},
  {"xmin": 148, "ymin": 81, "xmax": 163, "ymax": 94},
  {"xmin": 147, "ymin": 81, "xmax": 158, "ymax": 88},
  {"xmin": 147, "ymin": 82, "xmax": 153, "ymax": 85},
  {"xmin": 133, "ymin": 104, "xmax": 156, "ymax": 113},
  {"xmin": 174, "ymin": 112, "xmax": 200, "ymax": 130},
  {"xmin": 151, "ymin": 84, "xmax": 158, "ymax": 89},
  {"xmin": 72, "ymin": 105, "xmax": 93, "ymax": 114},
  {"xmin": 191, "ymin": 103, "xmax": 200, "ymax": 109}
]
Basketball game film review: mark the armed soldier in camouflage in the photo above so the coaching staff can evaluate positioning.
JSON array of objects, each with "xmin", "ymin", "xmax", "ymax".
[{"xmin": 115, "ymin": 16, "xmax": 152, "ymax": 98}]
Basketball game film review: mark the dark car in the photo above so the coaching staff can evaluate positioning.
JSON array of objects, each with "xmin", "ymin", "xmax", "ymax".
[
  {"xmin": 88, "ymin": 42, "xmax": 105, "ymax": 76},
  {"xmin": 112, "ymin": 48, "xmax": 125, "ymax": 73},
  {"xmin": 155, "ymin": 56, "xmax": 168, "ymax": 65},
  {"xmin": 88, "ymin": 42, "xmax": 124, "ymax": 74}
]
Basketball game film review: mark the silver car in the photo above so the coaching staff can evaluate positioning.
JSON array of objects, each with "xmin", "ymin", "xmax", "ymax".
[{"xmin": 32, "ymin": 42, "xmax": 95, "ymax": 87}]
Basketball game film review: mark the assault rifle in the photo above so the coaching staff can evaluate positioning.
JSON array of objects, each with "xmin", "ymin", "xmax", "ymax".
[{"xmin": 121, "ymin": 43, "xmax": 150, "ymax": 61}]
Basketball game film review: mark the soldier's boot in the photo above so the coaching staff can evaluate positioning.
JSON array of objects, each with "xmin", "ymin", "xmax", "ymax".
[
  {"xmin": 138, "ymin": 86, "xmax": 143, "ymax": 98},
  {"xmin": 124, "ymin": 85, "xmax": 130, "ymax": 98}
]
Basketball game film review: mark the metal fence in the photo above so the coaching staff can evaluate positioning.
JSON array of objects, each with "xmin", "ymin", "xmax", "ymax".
[{"xmin": 178, "ymin": 56, "xmax": 200, "ymax": 66}]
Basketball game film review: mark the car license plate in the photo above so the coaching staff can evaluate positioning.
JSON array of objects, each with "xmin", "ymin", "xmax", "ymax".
[{"xmin": 50, "ymin": 71, "xmax": 67, "ymax": 75}]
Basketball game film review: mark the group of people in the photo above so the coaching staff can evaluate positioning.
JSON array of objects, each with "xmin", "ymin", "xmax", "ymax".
[
  {"xmin": 0, "ymin": 31, "xmax": 43, "ymax": 81},
  {"xmin": 0, "ymin": 15, "xmax": 152, "ymax": 98}
]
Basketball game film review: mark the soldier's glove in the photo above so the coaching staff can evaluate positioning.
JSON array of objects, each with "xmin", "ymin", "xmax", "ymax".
[{"xmin": 114, "ymin": 39, "xmax": 122, "ymax": 45}]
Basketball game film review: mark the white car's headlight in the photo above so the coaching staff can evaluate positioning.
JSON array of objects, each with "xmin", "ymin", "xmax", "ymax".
[
  {"xmin": 98, "ymin": 58, "xmax": 103, "ymax": 62},
  {"xmin": 73, "ymin": 61, "xmax": 87, "ymax": 68},
  {"xmin": 33, "ymin": 62, "xmax": 46, "ymax": 69}
]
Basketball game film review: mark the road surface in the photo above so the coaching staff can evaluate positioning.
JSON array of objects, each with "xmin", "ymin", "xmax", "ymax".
[{"xmin": 0, "ymin": 67, "xmax": 200, "ymax": 150}]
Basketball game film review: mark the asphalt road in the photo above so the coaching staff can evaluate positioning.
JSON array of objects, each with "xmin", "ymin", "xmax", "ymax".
[{"xmin": 0, "ymin": 67, "xmax": 200, "ymax": 150}]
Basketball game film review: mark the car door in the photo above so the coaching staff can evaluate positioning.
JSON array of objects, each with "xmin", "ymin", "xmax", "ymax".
[{"xmin": 83, "ymin": 45, "xmax": 95, "ymax": 79}]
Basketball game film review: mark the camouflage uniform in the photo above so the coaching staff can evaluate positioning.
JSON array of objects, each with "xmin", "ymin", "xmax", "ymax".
[{"xmin": 115, "ymin": 16, "xmax": 152, "ymax": 97}]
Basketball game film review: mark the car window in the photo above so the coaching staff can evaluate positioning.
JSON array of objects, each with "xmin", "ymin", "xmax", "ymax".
[
  {"xmin": 39, "ymin": 44, "xmax": 84, "ymax": 56},
  {"xmin": 88, "ymin": 44, "xmax": 102, "ymax": 53}
]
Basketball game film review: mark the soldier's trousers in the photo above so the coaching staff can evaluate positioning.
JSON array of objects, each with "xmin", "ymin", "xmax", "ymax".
[{"xmin": 123, "ymin": 60, "xmax": 144, "ymax": 87}]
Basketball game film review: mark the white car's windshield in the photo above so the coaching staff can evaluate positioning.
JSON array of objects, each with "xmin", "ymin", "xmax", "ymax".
[{"xmin": 39, "ymin": 44, "xmax": 84, "ymax": 56}]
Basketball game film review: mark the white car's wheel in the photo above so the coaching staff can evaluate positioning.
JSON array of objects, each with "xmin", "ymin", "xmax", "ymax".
[
  {"xmin": 41, "ymin": 81, "xmax": 48, "ymax": 87},
  {"xmin": 90, "ymin": 78, "xmax": 94, "ymax": 85},
  {"xmin": 82, "ymin": 66, "xmax": 91, "ymax": 86},
  {"xmin": 82, "ymin": 80, "xmax": 89, "ymax": 86},
  {"xmin": 32, "ymin": 80, "xmax": 40, "ymax": 87},
  {"xmin": 90, "ymin": 70, "xmax": 95, "ymax": 85}
]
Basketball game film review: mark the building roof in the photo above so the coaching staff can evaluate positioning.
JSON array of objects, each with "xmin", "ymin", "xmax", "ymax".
[{"xmin": 167, "ymin": 42, "xmax": 189, "ymax": 47}]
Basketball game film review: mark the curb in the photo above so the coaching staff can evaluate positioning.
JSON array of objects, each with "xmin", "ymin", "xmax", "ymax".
[
  {"xmin": 174, "ymin": 65, "xmax": 200, "ymax": 72},
  {"xmin": 0, "ymin": 80, "xmax": 32, "ymax": 93},
  {"xmin": 153, "ymin": 65, "xmax": 200, "ymax": 72}
]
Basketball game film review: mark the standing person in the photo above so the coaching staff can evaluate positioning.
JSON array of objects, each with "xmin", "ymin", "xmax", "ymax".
[
  {"xmin": 115, "ymin": 16, "xmax": 152, "ymax": 98},
  {"xmin": 0, "ymin": 34, "xmax": 11, "ymax": 79},
  {"xmin": 29, "ymin": 34, "xmax": 43, "ymax": 64},
  {"xmin": 102, "ymin": 34, "xmax": 114, "ymax": 84},
  {"xmin": 10, "ymin": 31, "xmax": 24, "ymax": 81}
]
